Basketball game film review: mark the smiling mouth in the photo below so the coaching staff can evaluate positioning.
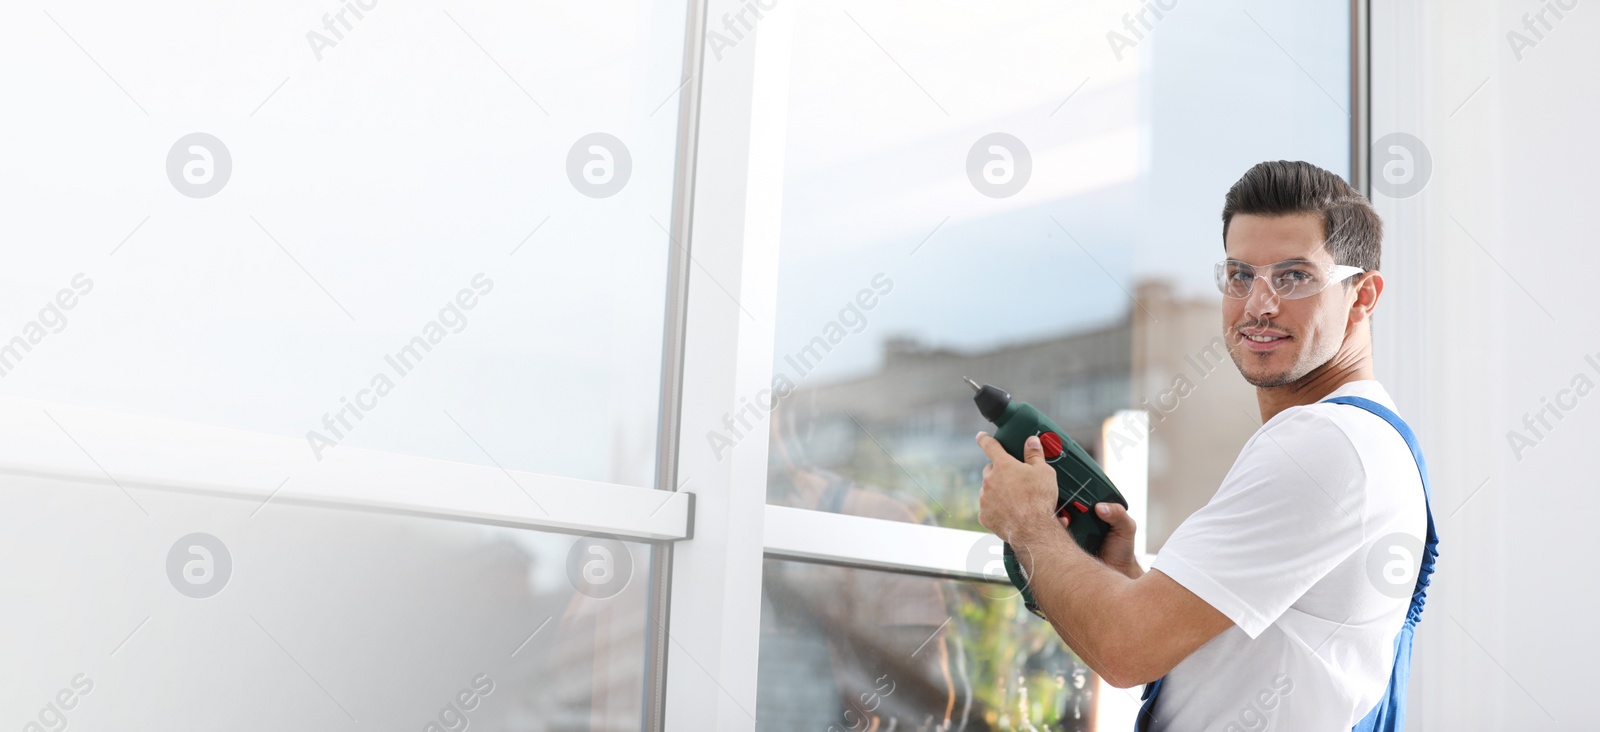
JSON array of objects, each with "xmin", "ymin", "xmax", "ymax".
[{"xmin": 1236, "ymin": 327, "xmax": 1291, "ymax": 351}]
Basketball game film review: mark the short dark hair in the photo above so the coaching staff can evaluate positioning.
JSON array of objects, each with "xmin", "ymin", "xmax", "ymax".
[{"xmin": 1221, "ymin": 160, "xmax": 1382, "ymax": 273}]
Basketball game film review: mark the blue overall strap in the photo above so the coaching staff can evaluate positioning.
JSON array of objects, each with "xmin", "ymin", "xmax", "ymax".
[
  {"xmin": 1133, "ymin": 396, "xmax": 1439, "ymax": 732},
  {"xmin": 1134, "ymin": 676, "xmax": 1163, "ymax": 731},
  {"xmin": 1322, "ymin": 396, "xmax": 1440, "ymax": 732}
]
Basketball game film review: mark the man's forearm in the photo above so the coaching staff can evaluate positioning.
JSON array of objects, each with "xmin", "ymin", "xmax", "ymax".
[
  {"xmin": 975, "ymin": 433, "xmax": 1222, "ymax": 687},
  {"xmin": 1011, "ymin": 517, "xmax": 1146, "ymax": 687}
]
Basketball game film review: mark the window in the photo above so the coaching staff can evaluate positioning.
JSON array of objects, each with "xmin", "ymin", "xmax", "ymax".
[
  {"xmin": 2, "ymin": 2, "xmax": 692, "ymax": 729},
  {"xmin": 2, "ymin": 1, "xmax": 688, "ymax": 486},
  {"xmin": 754, "ymin": 0, "xmax": 1355, "ymax": 726},
  {"xmin": 757, "ymin": 559, "xmax": 1099, "ymax": 731},
  {"xmin": 762, "ymin": 0, "xmax": 1353, "ymax": 548},
  {"xmin": 3, "ymin": 479, "xmax": 654, "ymax": 729},
  {"xmin": 1, "ymin": 0, "xmax": 1361, "ymax": 728}
]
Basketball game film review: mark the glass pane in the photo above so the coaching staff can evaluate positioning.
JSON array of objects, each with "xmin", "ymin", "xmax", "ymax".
[
  {"xmin": 0, "ymin": 1, "xmax": 687, "ymax": 487},
  {"xmin": 0, "ymin": 478, "xmax": 653, "ymax": 730},
  {"xmin": 757, "ymin": 558, "xmax": 1109, "ymax": 731},
  {"xmin": 764, "ymin": 0, "xmax": 1349, "ymax": 540}
]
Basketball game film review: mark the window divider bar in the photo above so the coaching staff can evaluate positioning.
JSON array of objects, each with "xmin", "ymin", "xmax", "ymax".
[
  {"xmin": 0, "ymin": 397, "xmax": 691, "ymax": 542},
  {"xmin": 643, "ymin": 0, "xmax": 712, "ymax": 721},
  {"xmin": 659, "ymin": 0, "xmax": 793, "ymax": 726},
  {"xmin": 762, "ymin": 505, "xmax": 1008, "ymax": 584}
]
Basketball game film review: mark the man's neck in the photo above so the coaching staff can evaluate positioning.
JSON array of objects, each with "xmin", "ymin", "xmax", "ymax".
[{"xmin": 1255, "ymin": 346, "xmax": 1375, "ymax": 423}]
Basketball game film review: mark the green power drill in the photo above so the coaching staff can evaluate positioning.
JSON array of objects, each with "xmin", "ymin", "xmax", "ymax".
[{"xmin": 966, "ymin": 377, "xmax": 1129, "ymax": 618}]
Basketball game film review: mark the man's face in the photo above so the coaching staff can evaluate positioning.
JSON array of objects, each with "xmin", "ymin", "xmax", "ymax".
[{"xmin": 1222, "ymin": 212, "xmax": 1354, "ymax": 388}]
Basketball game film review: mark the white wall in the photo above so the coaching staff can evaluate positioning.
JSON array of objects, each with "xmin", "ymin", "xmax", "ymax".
[{"xmin": 1373, "ymin": 1, "xmax": 1598, "ymax": 728}]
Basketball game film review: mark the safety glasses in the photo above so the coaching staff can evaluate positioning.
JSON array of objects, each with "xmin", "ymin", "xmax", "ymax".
[{"xmin": 1214, "ymin": 259, "xmax": 1366, "ymax": 300}]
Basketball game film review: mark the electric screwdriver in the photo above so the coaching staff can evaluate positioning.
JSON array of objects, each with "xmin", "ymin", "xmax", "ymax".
[{"xmin": 967, "ymin": 377, "xmax": 1129, "ymax": 618}]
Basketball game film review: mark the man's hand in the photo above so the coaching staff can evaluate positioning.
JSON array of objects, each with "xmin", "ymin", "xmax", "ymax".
[
  {"xmin": 976, "ymin": 432, "xmax": 1060, "ymax": 546},
  {"xmin": 1082, "ymin": 503, "xmax": 1143, "ymax": 579}
]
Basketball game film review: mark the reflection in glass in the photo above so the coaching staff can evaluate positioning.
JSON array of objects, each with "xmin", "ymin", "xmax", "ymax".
[
  {"xmin": 0, "ymin": 478, "xmax": 651, "ymax": 730},
  {"xmin": 757, "ymin": 559, "xmax": 1098, "ymax": 731},
  {"xmin": 766, "ymin": 0, "xmax": 1349, "ymax": 542},
  {"xmin": 0, "ymin": 1, "xmax": 688, "ymax": 486}
]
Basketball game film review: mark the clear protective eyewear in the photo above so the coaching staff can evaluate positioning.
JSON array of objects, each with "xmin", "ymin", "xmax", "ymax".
[{"xmin": 1214, "ymin": 259, "xmax": 1366, "ymax": 300}]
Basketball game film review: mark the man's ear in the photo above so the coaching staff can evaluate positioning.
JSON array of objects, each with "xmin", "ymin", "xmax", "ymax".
[{"xmin": 1348, "ymin": 270, "xmax": 1384, "ymax": 325}]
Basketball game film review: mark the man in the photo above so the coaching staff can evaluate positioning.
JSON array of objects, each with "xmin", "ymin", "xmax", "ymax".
[{"xmin": 976, "ymin": 160, "xmax": 1436, "ymax": 730}]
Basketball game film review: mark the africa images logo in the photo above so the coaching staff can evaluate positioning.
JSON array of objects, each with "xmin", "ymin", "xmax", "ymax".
[{"xmin": 167, "ymin": 533, "xmax": 232, "ymax": 599}]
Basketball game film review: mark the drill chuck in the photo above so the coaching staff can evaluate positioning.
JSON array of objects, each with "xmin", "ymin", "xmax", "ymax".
[{"xmin": 964, "ymin": 376, "xmax": 1013, "ymax": 423}]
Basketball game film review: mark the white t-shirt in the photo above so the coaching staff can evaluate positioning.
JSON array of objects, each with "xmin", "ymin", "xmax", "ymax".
[{"xmin": 1148, "ymin": 380, "xmax": 1428, "ymax": 731}]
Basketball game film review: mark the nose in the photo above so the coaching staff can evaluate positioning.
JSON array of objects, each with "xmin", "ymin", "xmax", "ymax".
[{"xmin": 1244, "ymin": 275, "xmax": 1280, "ymax": 320}]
